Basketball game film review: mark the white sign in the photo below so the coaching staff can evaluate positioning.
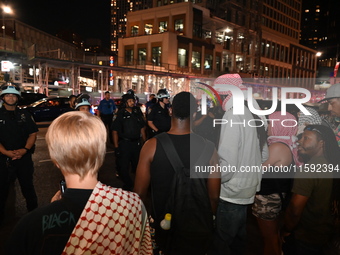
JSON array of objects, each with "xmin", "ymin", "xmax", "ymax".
[{"xmin": 1, "ymin": 61, "xmax": 12, "ymax": 72}]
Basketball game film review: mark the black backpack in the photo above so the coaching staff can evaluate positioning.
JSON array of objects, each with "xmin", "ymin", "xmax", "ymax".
[{"xmin": 153, "ymin": 132, "xmax": 215, "ymax": 255}]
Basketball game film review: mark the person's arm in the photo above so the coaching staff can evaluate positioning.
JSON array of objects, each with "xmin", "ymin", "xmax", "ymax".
[
  {"xmin": 113, "ymin": 130, "xmax": 119, "ymax": 149},
  {"xmin": 281, "ymin": 193, "xmax": 309, "ymax": 239},
  {"xmin": 207, "ymin": 148, "xmax": 221, "ymax": 214},
  {"xmin": 141, "ymin": 126, "xmax": 146, "ymax": 143},
  {"xmin": 13, "ymin": 132, "xmax": 37, "ymax": 160},
  {"xmin": 97, "ymin": 102, "xmax": 102, "ymax": 117},
  {"xmin": 262, "ymin": 143, "xmax": 292, "ymax": 168},
  {"xmin": 0, "ymin": 143, "xmax": 16, "ymax": 158},
  {"xmin": 148, "ymin": 120, "xmax": 158, "ymax": 133},
  {"xmin": 134, "ymin": 138, "xmax": 157, "ymax": 203},
  {"xmin": 193, "ymin": 114, "xmax": 207, "ymax": 127}
]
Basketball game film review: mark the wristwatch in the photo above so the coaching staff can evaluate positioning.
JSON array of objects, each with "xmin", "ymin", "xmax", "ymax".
[{"xmin": 24, "ymin": 147, "xmax": 30, "ymax": 152}]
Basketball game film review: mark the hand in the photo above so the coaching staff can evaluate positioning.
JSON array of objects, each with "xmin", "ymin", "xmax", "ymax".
[
  {"xmin": 2, "ymin": 150, "xmax": 17, "ymax": 159},
  {"xmin": 280, "ymin": 228, "xmax": 291, "ymax": 244},
  {"xmin": 51, "ymin": 190, "xmax": 62, "ymax": 202},
  {"xmin": 12, "ymin": 149, "xmax": 26, "ymax": 160}
]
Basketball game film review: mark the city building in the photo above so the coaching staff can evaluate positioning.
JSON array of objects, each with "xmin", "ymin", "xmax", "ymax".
[
  {"xmin": 117, "ymin": 0, "xmax": 321, "ymax": 99},
  {"xmin": 111, "ymin": 0, "xmax": 152, "ymax": 54},
  {"xmin": 300, "ymin": 0, "xmax": 340, "ymax": 84}
]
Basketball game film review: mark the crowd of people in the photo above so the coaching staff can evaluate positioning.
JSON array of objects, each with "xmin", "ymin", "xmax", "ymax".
[{"xmin": 0, "ymin": 75, "xmax": 340, "ymax": 254}]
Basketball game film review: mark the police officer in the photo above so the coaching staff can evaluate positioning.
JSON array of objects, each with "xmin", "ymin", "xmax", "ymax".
[
  {"xmin": 111, "ymin": 93, "xmax": 146, "ymax": 191},
  {"xmin": 0, "ymin": 85, "xmax": 38, "ymax": 220},
  {"xmin": 97, "ymin": 91, "xmax": 117, "ymax": 143},
  {"xmin": 75, "ymin": 94, "xmax": 92, "ymax": 112},
  {"xmin": 147, "ymin": 88, "xmax": 171, "ymax": 138}
]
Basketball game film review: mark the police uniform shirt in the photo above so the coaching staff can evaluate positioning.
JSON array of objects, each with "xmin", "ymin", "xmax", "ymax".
[
  {"xmin": 111, "ymin": 107, "xmax": 145, "ymax": 140},
  {"xmin": 147, "ymin": 103, "xmax": 171, "ymax": 132},
  {"xmin": 0, "ymin": 108, "xmax": 38, "ymax": 150},
  {"xmin": 97, "ymin": 99, "xmax": 116, "ymax": 115}
]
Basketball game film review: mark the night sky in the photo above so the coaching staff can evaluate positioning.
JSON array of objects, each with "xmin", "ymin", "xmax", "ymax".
[{"xmin": 9, "ymin": 0, "xmax": 111, "ymax": 47}]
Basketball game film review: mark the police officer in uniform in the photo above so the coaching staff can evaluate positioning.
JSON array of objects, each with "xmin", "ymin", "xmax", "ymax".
[
  {"xmin": 111, "ymin": 93, "xmax": 146, "ymax": 191},
  {"xmin": 0, "ymin": 85, "xmax": 38, "ymax": 220},
  {"xmin": 147, "ymin": 88, "xmax": 171, "ymax": 138}
]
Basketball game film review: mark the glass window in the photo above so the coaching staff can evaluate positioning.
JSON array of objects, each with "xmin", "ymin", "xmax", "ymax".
[
  {"xmin": 138, "ymin": 48, "xmax": 146, "ymax": 65},
  {"xmin": 204, "ymin": 54, "xmax": 212, "ymax": 70},
  {"xmin": 159, "ymin": 21, "xmax": 168, "ymax": 33},
  {"xmin": 152, "ymin": 47, "xmax": 161, "ymax": 66},
  {"xmin": 216, "ymin": 56, "xmax": 221, "ymax": 71},
  {"xmin": 193, "ymin": 23, "xmax": 202, "ymax": 38},
  {"xmin": 131, "ymin": 26, "xmax": 139, "ymax": 36},
  {"xmin": 145, "ymin": 24, "xmax": 153, "ymax": 35},
  {"xmin": 191, "ymin": 51, "xmax": 201, "ymax": 70},
  {"xmin": 175, "ymin": 19, "xmax": 184, "ymax": 33},
  {"xmin": 125, "ymin": 49, "xmax": 134, "ymax": 65},
  {"xmin": 178, "ymin": 48, "xmax": 188, "ymax": 67}
]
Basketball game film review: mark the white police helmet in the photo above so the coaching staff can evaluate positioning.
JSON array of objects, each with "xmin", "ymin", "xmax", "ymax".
[
  {"xmin": 0, "ymin": 85, "xmax": 21, "ymax": 97},
  {"xmin": 75, "ymin": 98, "xmax": 91, "ymax": 110},
  {"xmin": 157, "ymin": 88, "xmax": 170, "ymax": 99}
]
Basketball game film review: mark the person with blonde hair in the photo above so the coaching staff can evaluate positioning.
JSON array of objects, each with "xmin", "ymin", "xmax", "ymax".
[{"xmin": 6, "ymin": 111, "xmax": 152, "ymax": 255}]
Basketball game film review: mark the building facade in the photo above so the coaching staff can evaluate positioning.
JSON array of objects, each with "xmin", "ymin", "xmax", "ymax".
[{"xmin": 117, "ymin": 0, "xmax": 319, "ymax": 95}]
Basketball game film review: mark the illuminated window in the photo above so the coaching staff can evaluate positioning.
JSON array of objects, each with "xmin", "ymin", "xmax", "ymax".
[
  {"xmin": 316, "ymin": 9, "xmax": 320, "ymax": 12},
  {"xmin": 191, "ymin": 51, "xmax": 201, "ymax": 69},
  {"xmin": 178, "ymin": 48, "xmax": 188, "ymax": 67},
  {"xmin": 152, "ymin": 47, "xmax": 161, "ymax": 66},
  {"xmin": 145, "ymin": 24, "xmax": 153, "ymax": 34},
  {"xmin": 175, "ymin": 19, "xmax": 184, "ymax": 33},
  {"xmin": 131, "ymin": 26, "xmax": 139, "ymax": 36},
  {"xmin": 159, "ymin": 21, "xmax": 168, "ymax": 33},
  {"xmin": 138, "ymin": 48, "xmax": 146, "ymax": 65},
  {"xmin": 204, "ymin": 54, "xmax": 212, "ymax": 70},
  {"xmin": 305, "ymin": 9, "xmax": 309, "ymax": 12}
]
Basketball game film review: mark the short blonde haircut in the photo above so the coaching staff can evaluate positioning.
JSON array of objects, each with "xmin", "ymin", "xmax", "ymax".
[{"xmin": 46, "ymin": 111, "xmax": 106, "ymax": 179}]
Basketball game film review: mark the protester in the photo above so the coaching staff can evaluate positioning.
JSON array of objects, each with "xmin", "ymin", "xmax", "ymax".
[
  {"xmin": 0, "ymin": 85, "xmax": 38, "ymax": 223},
  {"xmin": 111, "ymin": 93, "xmax": 146, "ymax": 191},
  {"xmin": 134, "ymin": 91, "xmax": 220, "ymax": 255},
  {"xmin": 252, "ymin": 111, "xmax": 302, "ymax": 255},
  {"xmin": 318, "ymin": 83, "xmax": 340, "ymax": 146},
  {"xmin": 296, "ymin": 106, "xmax": 323, "ymax": 138},
  {"xmin": 6, "ymin": 111, "xmax": 152, "ymax": 254},
  {"xmin": 212, "ymin": 73, "xmax": 267, "ymax": 255},
  {"xmin": 281, "ymin": 124, "xmax": 339, "ymax": 255}
]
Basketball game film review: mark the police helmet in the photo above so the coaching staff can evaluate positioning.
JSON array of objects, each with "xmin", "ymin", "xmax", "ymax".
[
  {"xmin": 157, "ymin": 89, "xmax": 170, "ymax": 99},
  {"xmin": 126, "ymin": 89, "xmax": 135, "ymax": 95},
  {"xmin": 122, "ymin": 93, "xmax": 135, "ymax": 103},
  {"xmin": 75, "ymin": 98, "xmax": 91, "ymax": 110},
  {"xmin": 0, "ymin": 85, "xmax": 21, "ymax": 97}
]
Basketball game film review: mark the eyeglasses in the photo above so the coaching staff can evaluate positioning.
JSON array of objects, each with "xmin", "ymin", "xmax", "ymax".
[{"xmin": 304, "ymin": 126, "xmax": 323, "ymax": 136}]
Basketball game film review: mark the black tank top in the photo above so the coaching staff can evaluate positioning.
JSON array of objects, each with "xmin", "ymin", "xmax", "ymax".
[{"xmin": 150, "ymin": 133, "xmax": 214, "ymax": 221}]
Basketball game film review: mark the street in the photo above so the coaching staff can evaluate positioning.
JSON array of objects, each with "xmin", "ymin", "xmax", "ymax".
[{"xmin": 0, "ymin": 123, "xmax": 263, "ymax": 255}]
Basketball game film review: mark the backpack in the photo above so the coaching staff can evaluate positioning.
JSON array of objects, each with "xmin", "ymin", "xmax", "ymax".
[{"xmin": 153, "ymin": 132, "xmax": 215, "ymax": 255}]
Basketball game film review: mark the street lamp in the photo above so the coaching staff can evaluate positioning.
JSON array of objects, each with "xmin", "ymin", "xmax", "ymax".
[{"xmin": 1, "ymin": 4, "xmax": 13, "ymax": 51}]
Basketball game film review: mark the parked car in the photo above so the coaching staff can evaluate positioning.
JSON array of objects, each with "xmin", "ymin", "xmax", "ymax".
[
  {"xmin": 21, "ymin": 96, "xmax": 73, "ymax": 122},
  {"xmin": 18, "ymin": 92, "xmax": 47, "ymax": 107}
]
